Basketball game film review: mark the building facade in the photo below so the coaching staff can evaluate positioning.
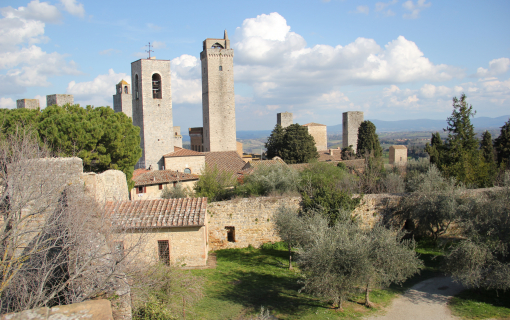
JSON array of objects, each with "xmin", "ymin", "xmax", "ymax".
[
  {"xmin": 16, "ymin": 99, "xmax": 40, "ymax": 109},
  {"xmin": 303, "ymin": 122, "xmax": 328, "ymax": 151},
  {"xmin": 342, "ymin": 111, "xmax": 364, "ymax": 153},
  {"xmin": 200, "ymin": 31, "xmax": 236, "ymax": 152},
  {"xmin": 277, "ymin": 112, "xmax": 293, "ymax": 128},
  {"xmin": 389, "ymin": 145, "xmax": 408, "ymax": 165},
  {"xmin": 47, "ymin": 94, "xmax": 74, "ymax": 107},
  {"xmin": 113, "ymin": 80, "xmax": 132, "ymax": 117},
  {"xmin": 131, "ymin": 58, "xmax": 174, "ymax": 170}
]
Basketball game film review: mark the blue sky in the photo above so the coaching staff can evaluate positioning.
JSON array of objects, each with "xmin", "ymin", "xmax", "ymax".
[{"xmin": 1, "ymin": 0, "xmax": 510, "ymax": 131}]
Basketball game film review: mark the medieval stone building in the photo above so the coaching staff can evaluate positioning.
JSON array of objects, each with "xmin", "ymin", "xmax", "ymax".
[{"xmin": 343, "ymin": 111, "xmax": 364, "ymax": 153}]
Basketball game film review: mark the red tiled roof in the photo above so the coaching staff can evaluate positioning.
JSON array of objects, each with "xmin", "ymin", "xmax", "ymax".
[
  {"xmin": 106, "ymin": 198, "xmax": 207, "ymax": 229},
  {"xmin": 133, "ymin": 168, "xmax": 150, "ymax": 179},
  {"xmin": 163, "ymin": 147, "xmax": 204, "ymax": 157},
  {"xmin": 133, "ymin": 170, "xmax": 198, "ymax": 187},
  {"xmin": 318, "ymin": 150, "xmax": 343, "ymax": 162},
  {"xmin": 204, "ymin": 151, "xmax": 246, "ymax": 175},
  {"xmin": 241, "ymin": 157, "xmax": 287, "ymax": 171},
  {"xmin": 302, "ymin": 122, "xmax": 326, "ymax": 126}
]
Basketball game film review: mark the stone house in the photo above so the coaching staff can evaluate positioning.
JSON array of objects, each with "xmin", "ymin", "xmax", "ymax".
[
  {"xmin": 389, "ymin": 145, "xmax": 408, "ymax": 165},
  {"xmin": 303, "ymin": 122, "xmax": 328, "ymax": 151},
  {"xmin": 163, "ymin": 147, "xmax": 205, "ymax": 174},
  {"xmin": 106, "ymin": 198, "xmax": 208, "ymax": 267},
  {"xmin": 131, "ymin": 169, "xmax": 199, "ymax": 200}
]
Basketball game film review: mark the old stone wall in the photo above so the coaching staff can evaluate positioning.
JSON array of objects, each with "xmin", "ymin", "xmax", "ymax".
[
  {"xmin": 82, "ymin": 170, "xmax": 129, "ymax": 203},
  {"xmin": 342, "ymin": 111, "xmax": 364, "ymax": 152},
  {"xmin": 46, "ymin": 94, "xmax": 74, "ymax": 107},
  {"xmin": 306, "ymin": 125, "xmax": 327, "ymax": 151},
  {"xmin": 164, "ymin": 155, "xmax": 205, "ymax": 174},
  {"xmin": 0, "ymin": 300, "xmax": 114, "ymax": 320},
  {"xmin": 131, "ymin": 59, "xmax": 173, "ymax": 170},
  {"xmin": 207, "ymin": 196, "xmax": 301, "ymax": 250},
  {"xmin": 201, "ymin": 44, "xmax": 236, "ymax": 152},
  {"xmin": 16, "ymin": 99, "xmax": 39, "ymax": 109},
  {"xmin": 277, "ymin": 112, "xmax": 293, "ymax": 128}
]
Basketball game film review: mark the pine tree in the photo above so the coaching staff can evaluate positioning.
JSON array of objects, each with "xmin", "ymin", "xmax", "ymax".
[
  {"xmin": 356, "ymin": 120, "xmax": 382, "ymax": 158},
  {"xmin": 265, "ymin": 123, "xmax": 318, "ymax": 164},
  {"xmin": 425, "ymin": 132, "xmax": 443, "ymax": 166},
  {"xmin": 494, "ymin": 118, "xmax": 510, "ymax": 167}
]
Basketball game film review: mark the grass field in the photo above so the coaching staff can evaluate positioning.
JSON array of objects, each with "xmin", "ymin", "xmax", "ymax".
[
  {"xmin": 181, "ymin": 241, "xmax": 444, "ymax": 320},
  {"xmin": 449, "ymin": 289, "xmax": 510, "ymax": 320}
]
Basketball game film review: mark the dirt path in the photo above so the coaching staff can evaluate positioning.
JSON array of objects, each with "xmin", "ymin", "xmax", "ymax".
[{"xmin": 365, "ymin": 276, "xmax": 465, "ymax": 320}]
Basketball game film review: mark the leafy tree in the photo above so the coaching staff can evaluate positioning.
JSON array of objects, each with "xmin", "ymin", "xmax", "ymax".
[
  {"xmin": 265, "ymin": 124, "xmax": 318, "ymax": 164},
  {"xmin": 194, "ymin": 164, "xmax": 236, "ymax": 202},
  {"xmin": 444, "ymin": 178, "xmax": 510, "ymax": 291},
  {"xmin": 424, "ymin": 132, "xmax": 443, "ymax": 166},
  {"xmin": 361, "ymin": 225, "xmax": 423, "ymax": 307},
  {"xmin": 494, "ymin": 118, "xmax": 510, "ymax": 167},
  {"xmin": 274, "ymin": 205, "xmax": 303, "ymax": 269},
  {"xmin": 0, "ymin": 105, "xmax": 142, "ymax": 189},
  {"xmin": 356, "ymin": 121, "xmax": 382, "ymax": 158},
  {"xmin": 341, "ymin": 145, "xmax": 355, "ymax": 160}
]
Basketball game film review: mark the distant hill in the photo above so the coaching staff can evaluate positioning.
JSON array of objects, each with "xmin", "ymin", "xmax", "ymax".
[{"xmin": 327, "ymin": 115, "xmax": 510, "ymax": 134}]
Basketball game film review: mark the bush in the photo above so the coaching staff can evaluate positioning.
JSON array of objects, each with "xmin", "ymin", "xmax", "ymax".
[
  {"xmin": 161, "ymin": 182, "xmax": 189, "ymax": 199},
  {"xmin": 236, "ymin": 163, "xmax": 300, "ymax": 197},
  {"xmin": 194, "ymin": 165, "xmax": 237, "ymax": 202}
]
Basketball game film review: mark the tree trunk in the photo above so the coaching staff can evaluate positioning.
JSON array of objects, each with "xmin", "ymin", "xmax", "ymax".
[
  {"xmin": 288, "ymin": 245, "xmax": 293, "ymax": 270},
  {"xmin": 337, "ymin": 297, "xmax": 344, "ymax": 311},
  {"xmin": 365, "ymin": 283, "xmax": 374, "ymax": 308}
]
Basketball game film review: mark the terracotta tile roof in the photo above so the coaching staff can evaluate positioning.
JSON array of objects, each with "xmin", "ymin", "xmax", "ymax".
[
  {"xmin": 106, "ymin": 198, "xmax": 207, "ymax": 229},
  {"xmin": 133, "ymin": 170, "xmax": 198, "ymax": 187},
  {"xmin": 163, "ymin": 147, "xmax": 204, "ymax": 158},
  {"xmin": 133, "ymin": 168, "xmax": 150, "ymax": 179},
  {"xmin": 204, "ymin": 151, "xmax": 246, "ymax": 175},
  {"xmin": 302, "ymin": 122, "xmax": 326, "ymax": 126}
]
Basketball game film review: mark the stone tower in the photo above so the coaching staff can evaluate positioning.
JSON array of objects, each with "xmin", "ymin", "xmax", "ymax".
[
  {"xmin": 46, "ymin": 94, "xmax": 74, "ymax": 107},
  {"xmin": 277, "ymin": 112, "xmax": 293, "ymax": 128},
  {"xmin": 342, "ymin": 111, "xmax": 364, "ymax": 153},
  {"xmin": 16, "ymin": 99, "xmax": 40, "ymax": 109},
  {"xmin": 131, "ymin": 58, "xmax": 173, "ymax": 170},
  {"xmin": 113, "ymin": 80, "xmax": 132, "ymax": 117},
  {"xmin": 200, "ymin": 30, "xmax": 236, "ymax": 152}
]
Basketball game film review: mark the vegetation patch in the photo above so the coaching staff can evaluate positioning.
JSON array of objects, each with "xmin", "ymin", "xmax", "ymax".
[{"xmin": 449, "ymin": 289, "xmax": 510, "ymax": 319}]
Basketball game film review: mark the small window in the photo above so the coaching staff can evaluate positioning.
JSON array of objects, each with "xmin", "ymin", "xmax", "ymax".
[
  {"xmin": 113, "ymin": 241, "xmax": 124, "ymax": 262},
  {"xmin": 184, "ymin": 168, "xmax": 191, "ymax": 174},
  {"xmin": 136, "ymin": 186, "xmax": 146, "ymax": 194},
  {"xmin": 159, "ymin": 184, "xmax": 163, "ymax": 190},
  {"xmin": 152, "ymin": 73, "xmax": 162, "ymax": 99},
  {"xmin": 400, "ymin": 157, "xmax": 402, "ymax": 161},
  {"xmin": 173, "ymin": 181, "xmax": 177, "ymax": 188},
  {"xmin": 118, "ymin": 87, "xmax": 122, "ymax": 94},
  {"xmin": 219, "ymin": 66, "xmax": 222, "ymax": 71},
  {"xmin": 225, "ymin": 226, "xmax": 235, "ymax": 242},
  {"xmin": 157, "ymin": 240, "xmax": 170, "ymax": 265},
  {"xmin": 124, "ymin": 86, "xmax": 128, "ymax": 94}
]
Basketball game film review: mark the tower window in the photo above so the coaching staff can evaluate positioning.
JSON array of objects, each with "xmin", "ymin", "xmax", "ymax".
[
  {"xmin": 135, "ymin": 74, "xmax": 139, "ymax": 100},
  {"xmin": 219, "ymin": 66, "xmax": 222, "ymax": 71},
  {"xmin": 152, "ymin": 73, "xmax": 162, "ymax": 99},
  {"xmin": 124, "ymin": 86, "xmax": 128, "ymax": 94},
  {"xmin": 118, "ymin": 87, "xmax": 122, "ymax": 94}
]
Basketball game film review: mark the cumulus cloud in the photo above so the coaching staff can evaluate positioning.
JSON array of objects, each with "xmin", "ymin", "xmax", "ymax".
[
  {"xmin": 402, "ymin": 0, "xmax": 431, "ymax": 19},
  {"xmin": 170, "ymin": 54, "xmax": 201, "ymax": 104},
  {"xmin": 0, "ymin": 97, "xmax": 15, "ymax": 109},
  {"xmin": 59, "ymin": 0, "xmax": 85, "ymax": 17},
  {"xmin": 356, "ymin": 6, "xmax": 370, "ymax": 14},
  {"xmin": 0, "ymin": 0, "xmax": 61, "ymax": 23},
  {"xmin": 66, "ymin": 69, "xmax": 128, "ymax": 106},
  {"xmin": 419, "ymin": 84, "xmax": 451, "ymax": 98},
  {"xmin": 476, "ymin": 58, "xmax": 510, "ymax": 77}
]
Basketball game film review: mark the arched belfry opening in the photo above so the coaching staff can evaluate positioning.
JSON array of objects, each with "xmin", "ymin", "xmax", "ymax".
[
  {"xmin": 152, "ymin": 73, "xmax": 162, "ymax": 99},
  {"xmin": 211, "ymin": 43, "xmax": 224, "ymax": 49},
  {"xmin": 124, "ymin": 86, "xmax": 128, "ymax": 94}
]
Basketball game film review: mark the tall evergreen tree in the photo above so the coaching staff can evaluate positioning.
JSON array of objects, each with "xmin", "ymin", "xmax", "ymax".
[
  {"xmin": 494, "ymin": 118, "xmax": 510, "ymax": 167},
  {"xmin": 356, "ymin": 120, "xmax": 382, "ymax": 158},
  {"xmin": 480, "ymin": 131, "xmax": 495, "ymax": 164},
  {"xmin": 265, "ymin": 123, "xmax": 318, "ymax": 164},
  {"xmin": 425, "ymin": 132, "xmax": 443, "ymax": 166}
]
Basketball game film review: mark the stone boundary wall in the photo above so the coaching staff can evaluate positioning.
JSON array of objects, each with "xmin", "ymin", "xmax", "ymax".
[
  {"xmin": 207, "ymin": 196, "xmax": 300, "ymax": 250},
  {"xmin": 0, "ymin": 299, "xmax": 114, "ymax": 320},
  {"xmin": 207, "ymin": 187, "xmax": 505, "ymax": 251}
]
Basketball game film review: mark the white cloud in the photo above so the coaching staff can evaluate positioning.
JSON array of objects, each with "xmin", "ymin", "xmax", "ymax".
[
  {"xmin": 66, "ymin": 69, "xmax": 129, "ymax": 106},
  {"xmin": 0, "ymin": 0, "xmax": 61, "ymax": 23},
  {"xmin": 402, "ymin": 0, "xmax": 431, "ymax": 19},
  {"xmin": 171, "ymin": 54, "xmax": 201, "ymax": 104},
  {"xmin": 476, "ymin": 57, "xmax": 510, "ymax": 77},
  {"xmin": 318, "ymin": 90, "xmax": 350, "ymax": 103},
  {"xmin": 356, "ymin": 6, "xmax": 370, "ymax": 14},
  {"xmin": 376, "ymin": 0, "xmax": 398, "ymax": 11},
  {"xmin": 59, "ymin": 0, "xmax": 84, "ymax": 17},
  {"xmin": 419, "ymin": 84, "xmax": 451, "ymax": 98},
  {"xmin": 0, "ymin": 97, "xmax": 15, "ymax": 109}
]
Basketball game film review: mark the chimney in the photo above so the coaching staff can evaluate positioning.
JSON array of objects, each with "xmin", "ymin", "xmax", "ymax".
[{"xmin": 329, "ymin": 149, "xmax": 334, "ymax": 156}]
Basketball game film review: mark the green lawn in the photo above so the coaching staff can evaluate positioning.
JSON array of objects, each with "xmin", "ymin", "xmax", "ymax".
[
  {"xmin": 184, "ymin": 242, "xmax": 443, "ymax": 319},
  {"xmin": 449, "ymin": 289, "xmax": 510, "ymax": 320}
]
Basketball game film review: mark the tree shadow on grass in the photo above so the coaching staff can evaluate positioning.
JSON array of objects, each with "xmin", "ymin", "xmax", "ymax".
[{"xmin": 213, "ymin": 248, "xmax": 327, "ymax": 318}]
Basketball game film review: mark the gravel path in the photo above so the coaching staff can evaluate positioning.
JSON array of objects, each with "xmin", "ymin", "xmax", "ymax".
[{"xmin": 364, "ymin": 276, "xmax": 465, "ymax": 320}]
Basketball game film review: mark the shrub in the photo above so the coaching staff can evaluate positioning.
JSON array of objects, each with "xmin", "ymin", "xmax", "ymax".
[
  {"xmin": 194, "ymin": 165, "xmax": 236, "ymax": 202},
  {"xmin": 236, "ymin": 163, "xmax": 300, "ymax": 197},
  {"xmin": 161, "ymin": 182, "xmax": 189, "ymax": 199}
]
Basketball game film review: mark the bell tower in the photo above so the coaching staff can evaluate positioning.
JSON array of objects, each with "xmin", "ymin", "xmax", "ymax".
[
  {"xmin": 131, "ymin": 58, "xmax": 174, "ymax": 170},
  {"xmin": 113, "ymin": 80, "xmax": 132, "ymax": 117},
  {"xmin": 200, "ymin": 30, "xmax": 236, "ymax": 152}
]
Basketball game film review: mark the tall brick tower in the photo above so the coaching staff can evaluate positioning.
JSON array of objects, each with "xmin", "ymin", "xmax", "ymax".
[
  {"xmin": 113, "ymin": 80, "xmax": 132, "ymax": 117},
  {"xmin": 200, "ymin": 30, "xmax": 236, "ymax": 152},
  {"xmin": 131, "ymin": 58, "xmax": 173, "ymax": 170}
]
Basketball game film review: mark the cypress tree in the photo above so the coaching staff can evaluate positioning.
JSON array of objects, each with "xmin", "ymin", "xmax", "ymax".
[
  {"xmin": 265, "ymin": 123, "xmax": 318, "ymax": 164},
  {"xmin": 356, "ymin": 120, "xmax": 382, "ymax": 158},
  {"xmin": 494, "ymin": 118, "xmax": 510, "ymax": 167}
]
